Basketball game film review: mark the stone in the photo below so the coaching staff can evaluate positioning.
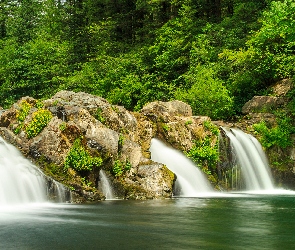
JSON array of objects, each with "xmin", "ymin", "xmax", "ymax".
[
  {"xmin": 242, "ymin": 96, "xmax": 287, "ymax": 114},
  {"xmin": 271, "ymin": 78, "xmax": 293, "ymax": 97},
  {"xmin": 141, "ymin": 100, "xmax": 192, "ymax": 122},
  {"xmin": 0, "ymin": 90, "xmax": 218, "ymax": 201}
]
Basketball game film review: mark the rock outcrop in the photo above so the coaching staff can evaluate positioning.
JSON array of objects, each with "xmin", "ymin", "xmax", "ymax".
[
  {"xmin": 0, "ymin": 91, "xmax": 216, "ymax": 202},
  {"xmin": 217, "ymin": 78, "xmax": 295, "ymax": 189}
]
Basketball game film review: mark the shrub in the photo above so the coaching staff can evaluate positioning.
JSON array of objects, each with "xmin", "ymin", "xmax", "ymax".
[
  {"xmin": 253, "ymin": 118, "xmax": 294, "ymax": 149},
  {"xmin": 64, "ymin": 138, "xmax": 102, "ymax": 172},
  {"xmin": 175, "ymin": 66, "xmax": 234, "ymax": 120},
  {"xmin": 26, "ymin": 109, "xmax": 53, "ymax": 138},
  {"xmin": 187, "ymin": 136, "xmax": 219, "ymax": 173},
  {"xmin": 112, "ymin": 160, "xmax": 131, "ymax": 177},
  {"xmin": 14, "ymin": 100, "xmax": 32, "ymax": 134}
]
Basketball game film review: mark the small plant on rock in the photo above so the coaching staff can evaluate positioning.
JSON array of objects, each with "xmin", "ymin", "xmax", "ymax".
[
  {"xmin": 64, "ymin": 138, "xmax": 102, "ymax": 172},
  {"xmin": 14, "ymin": 100, "xmax": 32, "ymax": 134},
  {"xmin": 95, "ymin": 108, "xmax": 106, "ymax": 124},
  {"xmin": 112, "ymin": 160, "xmax": 131, "ymax": 177},
  {"xmin": 26, "ymin": 109, "xmax": 53, "ymax": 138}
]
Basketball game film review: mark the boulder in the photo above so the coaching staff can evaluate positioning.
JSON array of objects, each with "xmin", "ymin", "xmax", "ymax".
[
  {"xmin": 123, "ymin": 162, "xmax": 175, "ymax": 199},
  {"xmin": 242, "ymin": 96, "xmax": 287, "ymax": 114},
  {"xmin": 0, "ymin": 91, "xmax": 179, "ymax": 201},
  {"xmin": 271, "ymin": 78, "xmax": 293, "ymax": 97},
  {"xmin": 141, "ymin": 100, "xmax": 192, "ymax": 122}
]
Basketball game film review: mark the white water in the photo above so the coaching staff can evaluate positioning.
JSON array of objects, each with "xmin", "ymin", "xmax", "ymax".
[
  {"xmin": 0, "ymin": 136, "xmax": 69, "ymax": 205},
  {"xmin": 0, "ymin": 137, "xmax": 47, "ymax": 205},
  {"xmin": 150, "ymin": 138, "xmax": 213, "ymax": 197},
  {"xmin": 223, "ymin": 128, "xmax": 275, "ymax": 191},
  {"xmin": 99, "ymin": 170, "xmax": 115, "ymax": 200}
]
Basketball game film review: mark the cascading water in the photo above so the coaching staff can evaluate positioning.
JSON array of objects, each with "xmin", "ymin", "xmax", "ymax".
[
  {"xmin": 98, "ymin": 170, "xmax": 115, "ymax": 200},
  {"xmin": 0, "ymin": 136, "xmax": 70, "ymax": 205},
  {"xmin": 150, "ymin": 138, "xmax": 213, "ymax": 197},
  {"xmin": 219, "ymin": 128, "xmax": 275, "ymax": 191}
]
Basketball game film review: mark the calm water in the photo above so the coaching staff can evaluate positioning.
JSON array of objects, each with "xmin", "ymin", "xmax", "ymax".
[{"xmin": 1, "ymin": 194, "xmax": 295, "ymax": 250}]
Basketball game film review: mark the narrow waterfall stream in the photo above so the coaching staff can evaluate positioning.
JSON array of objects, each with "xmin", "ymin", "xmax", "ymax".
[
  {"xmin": 0, "ymin": 136, "xmax": 70, "ymax": 205},
  {"xmin": 219, "ymin": 128, "xmax": 275, "ymax": 191},
  {"xmin": 98, "ymin": 170, "xmax": 115, "ymax": 200},
  {"xmin": 150, "ymin": 138, "xmax": 213, "ymax": 197}
]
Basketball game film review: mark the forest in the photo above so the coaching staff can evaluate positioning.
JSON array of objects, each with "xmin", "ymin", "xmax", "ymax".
[{"xmin": 0, "ymin": 0, "xmax": 294, "ymax": 120}]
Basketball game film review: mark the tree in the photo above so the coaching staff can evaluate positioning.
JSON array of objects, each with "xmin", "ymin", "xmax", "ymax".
[
  {"xmin": 6, "ymin": 0, "xmax": 41, "ymax": 44},
  {"xmin": 175, "ymin": 66, "xmax": 233, "ymax": 119}
]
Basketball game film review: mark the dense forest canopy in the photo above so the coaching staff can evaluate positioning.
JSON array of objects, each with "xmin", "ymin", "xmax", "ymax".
[{"xmin": 0, "ymin": 0, "xmax": 294, "ymax": 120}]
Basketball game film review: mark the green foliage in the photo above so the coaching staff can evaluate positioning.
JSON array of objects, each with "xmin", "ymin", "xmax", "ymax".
[
  {"xmin": 175, "ymin": 66, "xmax": 234, "ymax": 119},
  {"xmin": 26, "ymin": 109, "xmax": 53, "ymax": 138},
  {"xmin": 118, "ymin": 133, "xmax": 125, "ymax": 151},
  {"xmin": 203, "ymin": 120, "xmax": 219, "ymax": 136},
  {"xmin": 95, "ymin": 108, "xmax": 105, "ymax": 124},
  {"xmin": 162, "ymin": 124, "xmax": 169, "ymax": 132},
  {"xmin": 185, "ymin": 120, "xmax": 192, "ymax": 126},
  {"xmin": 14, "ymin": 100, "xmax": 32, "ymax": 134},
  {"xmin": 253, "ymin": 117, "xmax": 295, "ymax": 149},
  {"xmin": 112, "ymin": 160, "xmax": 131, "ymax": 177},
  {"xmin": 187, "ymin": 136, "xmax": 219, "ymax": 175},
  {"xmin": 59, "ymin": 122, "xmax": 67, "ymax": 131},
  {"xmin": 1, "ymin": 0, "xmax": 293, "ymax": 121},
  {"xmin": 16, "ymin": 100, "xmax": 31, "ymax": 123},
  {"xmin": 218, "ymin": 0, "xmax": 295, "ymax": 111},
  {"xmin": 64, "ymin": 138, "xmax": 102, "ymax": 172},
  {"xmin": 36, "ymin": 100, "xmax": 44, "ymax": 109},
  {"xmin": 247, "ymin": 0, "xmax": 295, "ymax": 79}
]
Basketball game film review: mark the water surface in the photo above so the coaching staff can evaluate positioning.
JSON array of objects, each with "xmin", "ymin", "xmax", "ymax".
[{"xmin": 1, "ymin": 194, "xmax": 295, "ymax": 249}]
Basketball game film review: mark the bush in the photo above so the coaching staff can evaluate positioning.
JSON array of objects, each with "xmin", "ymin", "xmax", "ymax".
[
  {"xmin": 26, "ymin": 109, "xmax": 53, "ymax": 138},
  {"xmin": 175, "ymin": 66, "xmax": 234, "ymax": 119},
  {"xmin": 253, "ymin": 117, "xmax": 294, "ymax": 149},
  {"xmin": 112, "ymin": 160, "xmax": 131, "ymax": 177},
  {"xmin": 64, "ymin": 138, "xmax": 102, "ymax": 172},
  {"xmin": 187, "ymin": 136, "xmax": 219, "ymax": 173}
]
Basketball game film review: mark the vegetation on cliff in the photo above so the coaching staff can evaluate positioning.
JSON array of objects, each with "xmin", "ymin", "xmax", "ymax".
[
  {"xmin": 0, "ymin": 0, "xmax": 294, "ymax": 121},
  {"xmin": 1, "ymin": 1, "xmax": 295, "ymax": 194}
]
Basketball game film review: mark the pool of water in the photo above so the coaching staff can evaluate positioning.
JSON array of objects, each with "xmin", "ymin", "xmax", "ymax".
[{"xmin": 1, "ymin": 194, "xmax": 295, "ymax": 249}]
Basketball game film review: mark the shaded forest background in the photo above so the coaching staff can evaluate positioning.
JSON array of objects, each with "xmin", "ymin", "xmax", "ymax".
[{"xmin": 0, "ymin": 0, "xmax": 294, "ymax": 120}]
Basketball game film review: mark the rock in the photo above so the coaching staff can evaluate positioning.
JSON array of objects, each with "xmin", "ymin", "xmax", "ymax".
[
  {"xmin": 0, "ymin": 92, "xmax": 178, "ymax": 202},
  {"xmin": 29, "ymin": 117, "xmax": 76, "ymax": 165},
  {"xmin": 0, "ymin": 90, "xmax": 219, "ymax": 201},
  {"xmin": 124, "ymin": 162, "xmax": 175, "ymax": 199},
  {"xmin": 242, "ymin": 96, "xmax": 287, "ymax": 114},
  {"xmin": 141, "ymin": 100, "xmax": 192, "ymax": 122},
  {"xmin": 45, "ymin": 91, "xmax": 138, "ymax": 141},
  {"xmin": 271, "ymin": 78, "xmax": 293, "ymax": 97}
]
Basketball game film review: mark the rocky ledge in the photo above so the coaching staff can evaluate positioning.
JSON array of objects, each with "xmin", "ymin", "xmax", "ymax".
[{"xmin": 0, "ymin": 91, "xmax": 216, "ymax": 202}]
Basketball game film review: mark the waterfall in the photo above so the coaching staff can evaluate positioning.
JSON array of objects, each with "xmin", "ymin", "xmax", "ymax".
[
  {"xmin": 98, "ymin": 170, "xmax": 115, "ymax": 200},
  {"xmin": 220, "ymin": 128, "xmax": 275, "ymax": 191},
  {"xmin": 0, "ymin": 136, "xmax": 70, "ymax": 205},
  {"xmin": 150, "ymin": 138, "xmax": 213, "ymax": 197}
]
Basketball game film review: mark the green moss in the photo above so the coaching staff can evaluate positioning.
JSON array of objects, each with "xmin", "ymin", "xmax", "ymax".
[
  {"xmin": 118, "ymin": 133, "xmax": 125, "ymax": 153},
  {"xmin": 162, "ymin": 123, "xmax": 169, "ymax": 132},
  {"xmin": 59, "ymin": 122, "xmax": 67, "ymax": 131},
  {"xmin": 185, "ymin": 120, "xmax": 192, "ymax": 126}
]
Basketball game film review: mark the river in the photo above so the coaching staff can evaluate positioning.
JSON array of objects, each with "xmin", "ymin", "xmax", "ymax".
[{"xmin": 1, "ymin": 194, "xmax": 295, "ymax": 249}]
